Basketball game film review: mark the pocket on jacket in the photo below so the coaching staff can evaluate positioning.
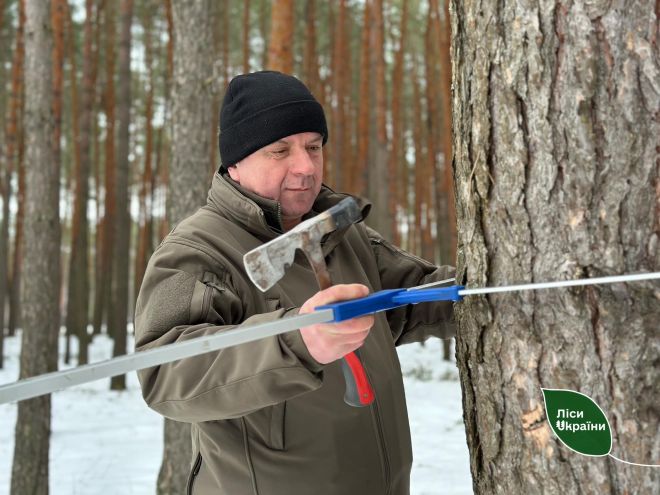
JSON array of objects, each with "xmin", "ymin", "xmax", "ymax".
[
  {"xmin": 244, "ymin": 401, "xmax": 287, "ymax": 451},
  {"xmin": 189, "ymin": 271, "xmax": 244, "ymax": 325}
]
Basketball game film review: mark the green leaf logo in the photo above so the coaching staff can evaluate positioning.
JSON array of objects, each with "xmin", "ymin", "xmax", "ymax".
[{"xmin": 541, "ymin": 388, "xmax": 612, "ymax": 457}]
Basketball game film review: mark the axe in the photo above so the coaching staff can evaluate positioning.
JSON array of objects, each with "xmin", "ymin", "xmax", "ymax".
[{"xmin": 243, "ymin": 197, "xmax": 375, "ymax": 407}]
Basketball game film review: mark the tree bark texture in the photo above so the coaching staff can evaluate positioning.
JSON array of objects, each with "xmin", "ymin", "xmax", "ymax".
[
  {"xmin": 452, "ymin": 1, "xmax": 658, "ymax": 493},
  {"xmin": 157, "ymin": 1, "xmax": 213, "ymax": 493},
  {"xmin": 11, "ymin": 0, "xmax": 59, "ymax": 493}
]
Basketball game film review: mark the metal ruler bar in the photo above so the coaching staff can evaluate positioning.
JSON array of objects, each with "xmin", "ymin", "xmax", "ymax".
[
  {"xmin": 459, "ymin": 272, "xmax": 660, "ymax": 297},
  {"xmin": 0, "ymin": 309, "xmax": 334, "ymax": 405}
]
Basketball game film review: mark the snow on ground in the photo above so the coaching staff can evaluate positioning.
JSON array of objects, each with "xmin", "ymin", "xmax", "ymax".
[{"xmin": 0, "ymin": 332, "xmax": 471, "ymax": 494}]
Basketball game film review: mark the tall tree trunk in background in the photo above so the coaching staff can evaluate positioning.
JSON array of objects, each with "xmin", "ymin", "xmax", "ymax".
[
  {"xmin": 51, "ymin": 0, "xmax": 65, "ymax": 359},
  {"xmin": 135, "ymin": 2, "xmax": 155, "ymax": 297},
  {"xmin": 389, "ymin": 0, "xmax": 408, "ymax": 246},
  {"xmin": 11, "ymin": 0, "xmax": 59, "ymax": 492},
  {"xmin": 323, "ymin": 3, "xmax": 335, "ymax": 185},
  {"xmin": 412, "ymin": 63, "xmax": 425, "ymax": 256},
  {"xmin": 421, "ymin": 10, "xmax": 437, "ymax": 262},
  {"xmin": 62, "ymin": 0, "xmax": 81, "ymax": 364},
  {"xmin": 94, "ymin": 0, "xmax": 116, "ymax": 336},
  {"xmin": 340, "ymin": 3, "xmax": 353, "ymax": 194},
  {"xmin": 367, "ymin": 0, "xmax": 391, "ymax": 240},
  {"xmin": 8, "ymin": 0, "xmax": 26, "ymax": 338},
  {"xmin": 2, "ymin": 0, "xmax": 25, "ymax": 345},
  {"xmin": 436, "ymin": 0, "xmax": 454, "ymax": 361},
  {"xmin": 452, "ymin": 1, "xmax": 658, "ymax": 493},
  {"xmin": 302, "ymin": 0, "xmax": 322, "ymax": 108},
  {"xmin": 157, "ymin": 2, "xmax": 213, "ymax": 493},
  {"xmin": 220, "ymin": 1, "xmax": 229, "ymax": 87},
  {"xmin": 242, "ymin": 0, "xmax": 251, "ymax": 73},
  {"xmin": 91, "ymin": 0, "xmax": 103, "ymax": 336},
  {"xmin": 109, "ymin": 0, "xmax": 133, "ymax": 391},
  {"xmin": 354, "ymin": 0, "xmax": 371, "ymax": 197},
  {"xmin": 267, "ymin": 0, "xmax": 293, "ymax": 73},
  {"xmin": 258, "ymin": 0, "xmax": 269, "ymax": 69},
  {"xmin": 433, "ymin": 0, "xmax": 455, "ymax": 266},
  {"xmin": 67, "ymin": 0, "xmax": 93, "ymax": 365},
  {"xmin": 332, "ymin": 0, "xmax": 346, "ymax": 189}
]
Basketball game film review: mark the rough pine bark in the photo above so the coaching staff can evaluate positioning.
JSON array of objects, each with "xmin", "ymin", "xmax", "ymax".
[
  {"xmin": 452, "ymin": 1, "xmax": 659, "ymax": 493},
  {"xmin": 11, "ymin": 0, "xmax": 60, "ymax": 492},
  {"xmin": 156, "ymin": 1, "xmax": 214, "ymax": 493},
  {"xmin": 66, "ymin": 0, "xmax": 93, "ymax": 365},
  {"xmin": 109, "ymin": 0, "xmax": 133, "ymax": 390}
]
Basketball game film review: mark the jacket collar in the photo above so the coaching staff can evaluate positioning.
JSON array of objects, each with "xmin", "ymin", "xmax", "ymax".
[{"xmin": 207, "ymin": 173, "xmax": 372, "ymax": 249}]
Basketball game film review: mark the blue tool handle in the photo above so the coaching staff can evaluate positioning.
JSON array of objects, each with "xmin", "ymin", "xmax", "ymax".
[{"xmin": 317, "ymin": 285, "xmax": 464, "ymax": 322}]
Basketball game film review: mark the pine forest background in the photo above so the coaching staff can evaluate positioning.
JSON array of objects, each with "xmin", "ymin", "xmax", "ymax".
[{"xmin": 0, "ymin": 0, "xmax": 455, "ymax": 371}]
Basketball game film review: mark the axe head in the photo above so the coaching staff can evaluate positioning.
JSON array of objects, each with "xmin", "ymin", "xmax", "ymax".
[{"xmin": 244, "ymin": 197, "xmax": 362, "ymax": 291}]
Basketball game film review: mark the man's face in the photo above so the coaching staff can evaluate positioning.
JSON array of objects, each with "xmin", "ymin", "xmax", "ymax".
[{"xmin": 227, "ymin": 132, "xmax": 324, "ymax": 229}]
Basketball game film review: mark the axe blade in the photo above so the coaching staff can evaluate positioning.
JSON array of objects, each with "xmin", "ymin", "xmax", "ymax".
[
  {"xmin": 244, "ymin": 240, "xmax": 298, "ymax": 291},
  {"xmin": 243, "ymin": 198, "xmax": 362, "ymax": 292}
]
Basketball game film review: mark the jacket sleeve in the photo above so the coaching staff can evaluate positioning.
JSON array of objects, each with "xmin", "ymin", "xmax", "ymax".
[
  {"xmin": 134, "ymin": 238, "xmax": 324, "ymax": 423},
  {"xmin": 366, "ymin": 227, "xmax": 456, "ymax": 345}
]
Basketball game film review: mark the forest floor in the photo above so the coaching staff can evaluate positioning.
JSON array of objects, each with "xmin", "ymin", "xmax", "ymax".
[{"xmin": 0, "ymin": 331, "xmax": 471, "ymax": 494}]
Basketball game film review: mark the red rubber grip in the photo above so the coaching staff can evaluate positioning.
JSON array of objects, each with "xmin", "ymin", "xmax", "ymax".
[{"xmin": 341, "ymin": 351, "xmax": 375, "ymax": 407}]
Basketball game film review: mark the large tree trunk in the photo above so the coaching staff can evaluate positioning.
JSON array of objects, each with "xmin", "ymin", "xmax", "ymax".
[
  {"xmin": 109, "ymin": 0, "xmax": 133, "ymax": 391},
  {"xmin": 11, "ymin": 0, "xmax": 59, "ymax": 493},
  {"xmin": 157, "ymin": 1, "xmax": 213, "ymax": 493},
  {"xmin": 452, "ymin": 1, "xmax": 658, "ymax": 493}
]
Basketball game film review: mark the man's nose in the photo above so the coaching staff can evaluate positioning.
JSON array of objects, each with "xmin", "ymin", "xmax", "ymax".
[{"xmin": 289, "ymin": 147, "xmax": 316, "ymax": 175}]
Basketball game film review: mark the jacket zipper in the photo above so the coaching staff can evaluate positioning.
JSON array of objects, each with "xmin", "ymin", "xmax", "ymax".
[
  {"xmin": 366, "ymin": 367, "xmax": 391, "ymax": 494},
  {"xmin": 186, "ymin": 453, "xmax": 202, "ymax": 495}
]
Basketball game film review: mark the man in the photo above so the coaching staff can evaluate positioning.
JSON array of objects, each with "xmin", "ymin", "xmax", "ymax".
[{"xmin": 135, "ymin": 70, "xmax": 456, "ymax": 495}]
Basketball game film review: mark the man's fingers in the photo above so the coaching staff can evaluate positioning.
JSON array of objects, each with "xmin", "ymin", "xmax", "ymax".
[{"xmin": 320, "ymin": 315, "xmax": 374, "ymax": 335}]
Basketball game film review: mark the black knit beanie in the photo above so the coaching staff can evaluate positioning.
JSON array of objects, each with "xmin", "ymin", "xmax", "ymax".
[{"xmin": 219, "ymin": 71, "xmax": 328, "ymax": 171}]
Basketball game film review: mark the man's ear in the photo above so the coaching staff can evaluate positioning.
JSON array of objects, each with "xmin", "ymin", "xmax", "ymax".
[{"xmin": 227, "ymin": 164, "xmax": 240, "ymax": 182}]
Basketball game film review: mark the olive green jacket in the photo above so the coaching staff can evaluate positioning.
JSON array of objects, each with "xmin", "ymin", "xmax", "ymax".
[{"xmin": 135, "ymin": 173, "xmax": 456, "ymax": 495}]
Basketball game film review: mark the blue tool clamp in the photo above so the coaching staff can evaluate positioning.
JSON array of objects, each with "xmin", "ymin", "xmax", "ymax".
[{"xmin": 317, "ymin": 285, "xmax": 464, "ymax": 322}]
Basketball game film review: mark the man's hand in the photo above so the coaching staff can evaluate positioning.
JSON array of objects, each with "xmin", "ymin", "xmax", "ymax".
[{"xmin": 299, "ymin": 284, "xmax": 375, "ymax": 365}]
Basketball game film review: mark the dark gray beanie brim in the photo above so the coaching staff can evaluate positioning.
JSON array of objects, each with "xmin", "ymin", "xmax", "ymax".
[{"xmin": 219, "ymin": 71, "xmax": 328, "ymax": 170}]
